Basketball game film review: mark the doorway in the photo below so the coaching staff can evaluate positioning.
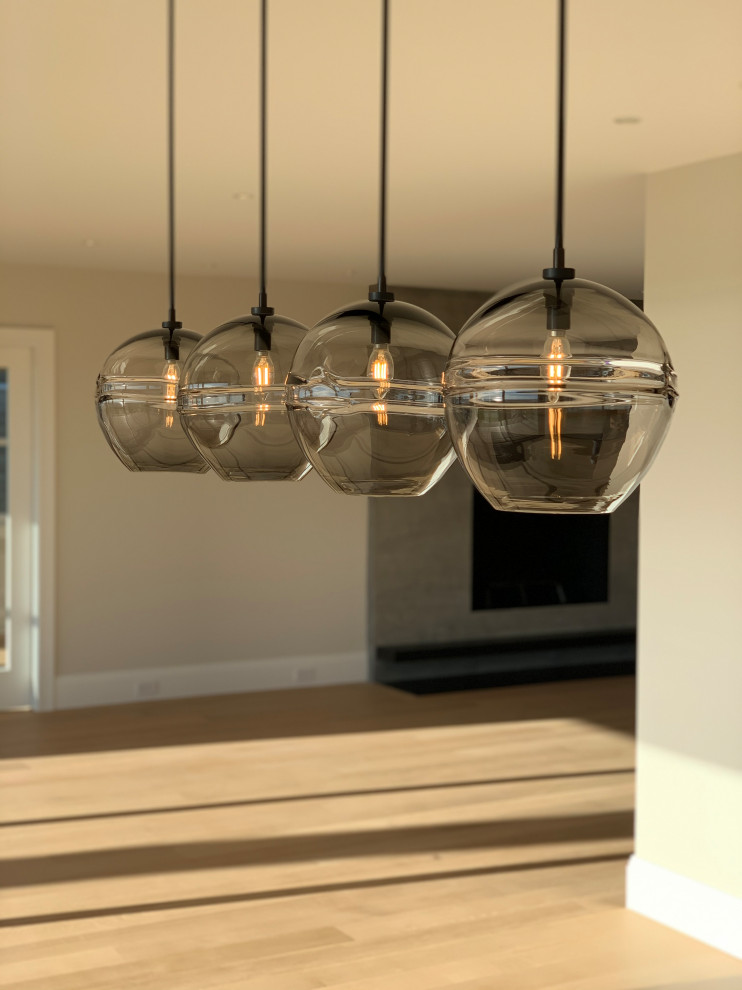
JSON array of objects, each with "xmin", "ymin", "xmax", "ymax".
[{"xmin": 0, "ymin": 329, "xmax": 55, "ymax": 710}]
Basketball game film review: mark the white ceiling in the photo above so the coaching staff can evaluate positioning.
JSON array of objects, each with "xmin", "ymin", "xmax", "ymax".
[{"xmin": 1, "ymin": 0, "xmax": 741, "ymax": 298}]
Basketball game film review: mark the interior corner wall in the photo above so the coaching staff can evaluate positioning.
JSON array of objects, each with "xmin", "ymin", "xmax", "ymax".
[
  {"xmin": 630, "ymin": 154, "xmax": 742, "ymax": 954},
  {"xmin": 0, "ymin": 263, "xmax": 370, "ymax": 706}
]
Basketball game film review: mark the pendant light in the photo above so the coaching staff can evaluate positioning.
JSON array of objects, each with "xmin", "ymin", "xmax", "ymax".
[
  {"xmin": 95, "ymin": 0, "xmax": 208, "ymax": 475},
  {"xmin": 444, "ymin": 0, "xmax": 677, "ymax": 515},
  {"xmin": 286, "ymin": 0, "xmax": 456, "ymax": 498},
  {"xmin": 177, "ymin": 0, "xmax": 311, "ymax": 482}
]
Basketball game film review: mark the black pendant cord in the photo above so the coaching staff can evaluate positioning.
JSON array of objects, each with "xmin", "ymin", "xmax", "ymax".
[
  {"xmin": 543, "ymin": 0, "xmax": 575, "ymax": 288},
  {"xmin": 369, "ymin": 0, "xmax": 394, "ymax": 313},
  {"xmin": 162, "ymin": 0, "xmax": 182, "ymax": 357},
  {"xmin": 252, "ymin": 0, "xmax": 274, "ymax": 348}
]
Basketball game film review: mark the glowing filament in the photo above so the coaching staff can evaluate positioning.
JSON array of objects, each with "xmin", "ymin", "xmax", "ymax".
[
  {"xmin": 541, "ymin": 334, "xmax": 571, "ymax": 460},
  {"xmin": 252, "ymin": 351, "xmax": 275, "ymax": 389},
  {"xmin": 252, "ymin": 352, "xmax": 274, "ymax": 426},
  {"xmin": 543, "ymin": 334, "xmax": 571, "ymax": 386},
  {"xmin": 549, "ymin": 407, "xmax": 563, "ymax": 460},
  {"xmin": 164, "ymin": 360, "xmax": 179, "ymax": 428},
  {"xmin": 164, "ymin": 361, "xmax": 179, "ymax": 402},
  {"xmin": 372, "ymin": 401, "xmax": 388, "ymax": 426},
  {"xmin": 370, "ymin": 353, "xmax": 390, "ymax": 381},
  {"xmin": 366, "ymin": 344, "xmax": 394, "ymax": 399}
]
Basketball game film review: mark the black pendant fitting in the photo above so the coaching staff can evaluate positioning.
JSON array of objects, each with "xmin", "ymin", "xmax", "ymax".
[
  {"xmin": 162, "ymin": 327, "xmax": 181, "ymax": 361},
  {"xmin": 253, "ymin": 323, "xmax": 272, "ymax": 352},
  {"xmin": 251, "ymin": 292, "xmax": 275, "ymax": 322},
  {"xmin": 544, "ymin": 246, "xmax": 575, "ymax": 282},
  {"xmin": 368, "ymin": 282, "xmax": 395, "ymax": 305},
  {"xmin": 162, "ymin": 304, "xmax": 183, "ymax": 359},
  {"xmin": 543, "ymin": 267, "xmax": 576, "ymax": 281},
  {"xmin": 252, "ymin": 290, "xmax": 275, "ymax": 351},
  {"xmin": 546, "ymin": 298, "xmax": 571, "ymax": 331},
  {"xmin": 370, "ymin": 311, "xmax": 391, "ymax": 346}
]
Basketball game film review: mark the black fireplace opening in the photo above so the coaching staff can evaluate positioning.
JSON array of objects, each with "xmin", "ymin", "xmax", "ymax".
[{"xmin": 472, "ymin": 490, "xmax": 610, "ymax": 611}]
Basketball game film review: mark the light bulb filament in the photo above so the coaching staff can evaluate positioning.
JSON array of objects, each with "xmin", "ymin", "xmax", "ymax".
[
  {"xmin": 542, "ymin": 333, "xmax": 571, "ymax": 388},
  {"xmin": 253, "ymin": 351, "xmax": 274, "ymax": 389},
  {"xmin": 164, "ymin": 361, "xmax": 179, "ymax": 403},
  {"xmin": 372, "ymin": 401, "xmax": 388, "ymax": 426},
  {"xmin": 541, "ymin": 335, "xmax": 570, "ymax": 460},
  {"xmin": 366, "ymin": 344, "xmax": 394, "ymax": 401},
  {"xmin": 370, "ymin": 355, "xmax": 390, "ymax": 381},
  {"xmin": 164, "ymin": 360, "xmax": 179, "ymax": 428},
  {"xmin": 549, "ymin": 407, "xmax": 563, "ymax": 460},
  {"xmin": 367, "ymin": 345, "xmax": 393, "ymax": 383}
]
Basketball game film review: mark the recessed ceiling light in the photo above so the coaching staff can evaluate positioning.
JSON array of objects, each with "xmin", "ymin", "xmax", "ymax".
[{"xmin": 614, "ymin": 116, "xmax": 642, "ymax": 125}]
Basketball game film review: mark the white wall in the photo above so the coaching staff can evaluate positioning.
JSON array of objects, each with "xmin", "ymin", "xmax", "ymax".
[
  {"xmin": 629, "ymin": 154, "xmax": 742, "ymax": 957},
  {"xmin": 0, "ymin": 263, "xmax": 370, "ymax": 705}
]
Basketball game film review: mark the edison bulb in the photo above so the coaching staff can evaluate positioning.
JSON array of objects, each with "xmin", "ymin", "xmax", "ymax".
[
  {"xmin": 366, "ymin": 343, "xmax": 393, "ymax": 388},
  {"xmin": 540, "ymin": 332, "xmax": 571, "ymax": 460},
  {"xmin": 366, "ymin": 343, "xmax": 394, "ymax": 424},
  {"xmin": 541, "ymin": 332, "xmax": 572, "ymax": 385},
  {"xmin": 251, "ymin": 350, "xmax": 275, "ymax": 427},
  {"xmin": 164, "ymin": 359, "xmax": 179, "ymax": 427},
  {"xmin": 253, "ymin": 350, "xmax": 275, "ymax": 389}
]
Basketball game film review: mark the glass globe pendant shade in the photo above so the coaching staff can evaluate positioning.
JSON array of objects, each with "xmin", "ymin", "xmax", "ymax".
[
  {"xmin": 444, "ymin": 278, "xmax": 678, "ymax": 514},
  {"xmin": 177, "ymin": 314, "xmax": 312, "ymax": 481},
  {"xmin": 287, "ymin": 300, "xmax": 457, "ymax": 496},
  {"xmin": 95, "ymin": 328, "xmax": 209, "ymax": 473}
]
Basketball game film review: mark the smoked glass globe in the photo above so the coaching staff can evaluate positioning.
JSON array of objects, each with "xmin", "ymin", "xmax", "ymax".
[
  {"xmin": 95, "ymin": 328, "xmax": 208, "ymax": 473},
  {"xmin": 178, "ymin": 314, "xmax": 312, "ymax": 482},
  {"xmin": 287, "ymin": 299, "xmax": 457, "ymax": 496},
  {"xmin": 444, "ymin": 278, "xmax": 678, "ymax": 514}
]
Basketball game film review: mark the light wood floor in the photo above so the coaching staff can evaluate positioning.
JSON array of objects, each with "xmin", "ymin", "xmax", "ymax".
[{"xmin": 1, "ymin": 677, "xmax": 741, "ymax": 989}]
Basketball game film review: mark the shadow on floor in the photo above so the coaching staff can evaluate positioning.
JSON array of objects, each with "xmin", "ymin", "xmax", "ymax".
[
  {"xmin": 0, "ymin": 851, "xmax": 627, "ymax": 929},
  {"xmin": 1, "ymin": 809, "xmax": 633, "ymax": 889},
  {"xmin": 0, "ymin": 676, "xmax": 636, "ymax": 758}
]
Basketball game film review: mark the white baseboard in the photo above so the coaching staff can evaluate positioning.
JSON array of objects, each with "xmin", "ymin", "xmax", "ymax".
[
  {"xmin": 626, "ymin": 854, "xmax": 742, "ymax": 960},
  {"xmin": 55, "ymin": 651, "xmax": 368, "ymax": 710}
]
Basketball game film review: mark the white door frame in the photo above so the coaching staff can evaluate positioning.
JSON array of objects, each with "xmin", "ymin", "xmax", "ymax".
[{"xmin": 0, "ymin": 328, "xmax": 55, "ymax": 710}]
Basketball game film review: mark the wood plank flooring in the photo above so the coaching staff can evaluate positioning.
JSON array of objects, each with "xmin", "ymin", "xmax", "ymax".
[{"xmin": 1, "ymin": 677, "xmax": 741, "ymax": 989}]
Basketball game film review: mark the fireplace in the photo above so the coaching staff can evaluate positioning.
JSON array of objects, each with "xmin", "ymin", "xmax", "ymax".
[
  {"xmin": 472, "ymin": 491, "xmax": 610, "ymax": 611},
  {"xmin": 370, "ymin": 460, "xmax": 637, "ymax": 692}
]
